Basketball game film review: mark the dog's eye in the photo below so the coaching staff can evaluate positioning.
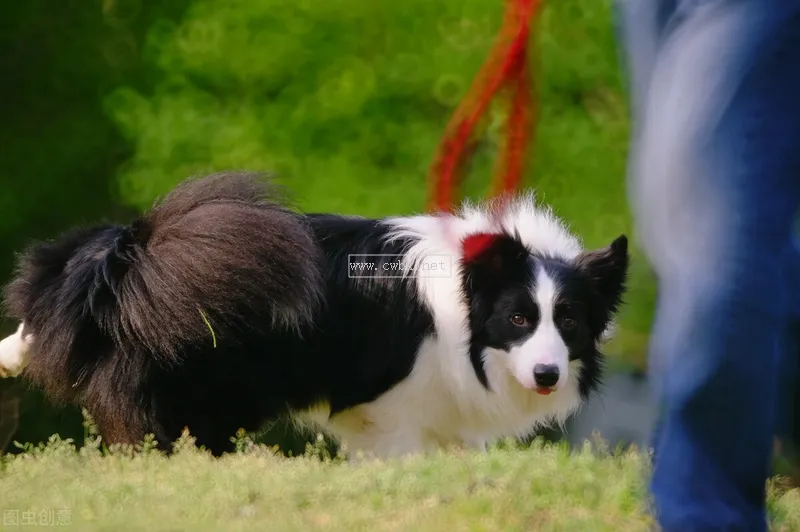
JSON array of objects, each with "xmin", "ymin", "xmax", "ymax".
[
  {"xmin": 510, "ymin": 314, "xmax": 528, "ymax": 327},
  {"xmin": 561, "ymin": 317, "xmax": 577, "ymax": 330}
]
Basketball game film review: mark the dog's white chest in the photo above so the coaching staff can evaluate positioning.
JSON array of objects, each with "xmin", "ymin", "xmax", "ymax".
[{"xmin": 293, "ymin": 356, "xmax": 584, "ymax": 460}]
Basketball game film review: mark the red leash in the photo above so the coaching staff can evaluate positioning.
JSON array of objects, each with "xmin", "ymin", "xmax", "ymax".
[{"xmin": 427, "ymin": 0, "xmax": 542, "ymax": 213}]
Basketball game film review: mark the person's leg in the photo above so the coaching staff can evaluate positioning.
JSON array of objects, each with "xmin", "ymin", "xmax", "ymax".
[
  {"xmin": 612, "ymin": 0, "xmax": 678, "ymax": 133},
  {"xmin": 612, "ymin": 0, "xmax": 682, "ymax": 471},
  {"xmin": 624, "ymin": 1, "xmax": 800, "ymax": 530}
]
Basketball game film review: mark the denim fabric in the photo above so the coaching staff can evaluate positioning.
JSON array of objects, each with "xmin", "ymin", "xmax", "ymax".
[{"xmin": 614, "ymin": 0, "xmax": 800, "ymax": 530}]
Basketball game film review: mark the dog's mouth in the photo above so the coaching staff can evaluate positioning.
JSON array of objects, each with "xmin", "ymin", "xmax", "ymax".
[{"xmin": 517, "ymin": 378, "xmax": 558, "ymax": 395}]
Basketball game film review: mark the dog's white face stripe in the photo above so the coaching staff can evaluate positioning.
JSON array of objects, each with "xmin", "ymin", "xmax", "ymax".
[{"xmin": 507, "ymin": 268, "xmax": 569, "ymax": 390}]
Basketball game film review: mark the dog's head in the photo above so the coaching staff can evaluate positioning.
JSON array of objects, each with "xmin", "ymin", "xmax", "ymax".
[{"xmin": 460, "ymin": 231, "xmax": 629, "ymax": 399}]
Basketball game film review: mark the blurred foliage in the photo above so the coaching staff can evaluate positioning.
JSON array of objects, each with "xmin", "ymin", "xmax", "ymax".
[
  {"xmin": 0, "ymin": 0, "xmax": 656, "ymax": 452},
  {"xmin": 106, "ymin": 0, "xmax": 503, "ymax": 214}
]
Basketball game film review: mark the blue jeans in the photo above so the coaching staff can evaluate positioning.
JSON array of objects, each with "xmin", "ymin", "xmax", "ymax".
[{"xmin": 614, "ymin": 1, "xmax": 800, "ymax": 530}]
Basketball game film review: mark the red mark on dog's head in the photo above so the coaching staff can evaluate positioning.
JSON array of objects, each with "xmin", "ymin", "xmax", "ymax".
[{"xmin": 461, "ymin": 233, "xmax": 501, "ymax": 263}]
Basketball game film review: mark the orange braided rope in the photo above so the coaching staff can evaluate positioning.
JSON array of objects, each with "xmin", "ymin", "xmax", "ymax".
[{"xmin": 427, "ymin": 0, "xmax": 542, "ymax": 213}]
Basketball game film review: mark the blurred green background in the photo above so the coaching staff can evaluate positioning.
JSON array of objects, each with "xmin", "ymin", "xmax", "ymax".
[{"xmin": 0, "ymin": 0, "xmax": 656, "ymax": 453}]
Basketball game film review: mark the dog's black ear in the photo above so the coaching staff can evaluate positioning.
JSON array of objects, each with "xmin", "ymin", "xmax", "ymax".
[
  {"xmin": 575, "ymin": 235, "xmax": 629, "ymax": 318},
  {"xmin": 460, "ymin": 232, "xmax": 529, "ymax": 287}
]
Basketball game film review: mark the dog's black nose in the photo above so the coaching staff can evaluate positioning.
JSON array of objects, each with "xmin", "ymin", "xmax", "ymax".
[{"xmin": 533, "ymin": 364, "xmax": 560, "ymax": 388}]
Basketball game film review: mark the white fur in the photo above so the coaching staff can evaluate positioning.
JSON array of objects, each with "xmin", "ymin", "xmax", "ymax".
[
  {"xmin": 508, "ymin": 270, "xmax": 570, "ymax": 391},
  {"xmin": 295, "ymin": 195, "xmax": 593, "ymax": 460},
  {"xmin": 0, "ymin": 323, "xmax": 32, "ymax": 378}
]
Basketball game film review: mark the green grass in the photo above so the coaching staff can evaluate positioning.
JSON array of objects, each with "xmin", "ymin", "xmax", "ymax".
[{"xmin": 3, "ymin": 432, "xmax": 800, "ymax": 531}]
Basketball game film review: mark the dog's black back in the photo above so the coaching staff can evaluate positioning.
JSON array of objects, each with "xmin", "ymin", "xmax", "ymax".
[{"xmin": 3, "ymin": 173, "xmax": 433, "ymax": 454}]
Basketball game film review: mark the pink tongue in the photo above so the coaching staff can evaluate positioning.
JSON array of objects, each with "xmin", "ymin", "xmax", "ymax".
[{"xmin": 536, "ymin": 388, "xmax": 553, "ymax": 396}]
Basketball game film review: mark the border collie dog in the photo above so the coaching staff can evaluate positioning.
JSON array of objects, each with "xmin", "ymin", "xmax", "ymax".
[{"xmin": 0, "ymin": 172, "xmax": 628, "ymax": 458}]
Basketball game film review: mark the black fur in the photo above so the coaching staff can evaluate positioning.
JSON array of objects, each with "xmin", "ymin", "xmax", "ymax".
[{"xmin": 3, "ymin": 173, "xmax": 434, "ymax": 454}]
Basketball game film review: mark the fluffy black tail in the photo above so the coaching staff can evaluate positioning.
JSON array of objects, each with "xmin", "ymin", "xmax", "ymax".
[{"xmin": 2, "ymin": 172, "xmax": 323, "ymax": 442}]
